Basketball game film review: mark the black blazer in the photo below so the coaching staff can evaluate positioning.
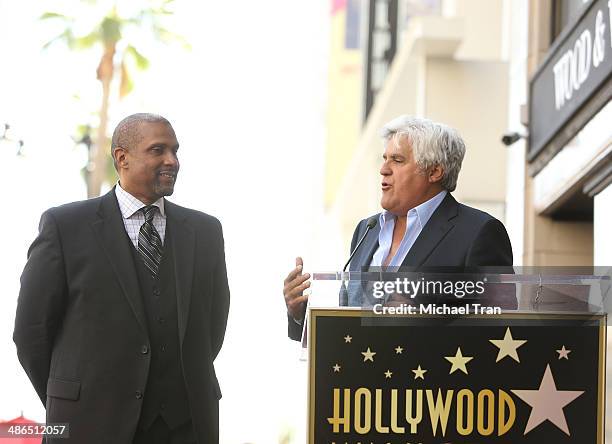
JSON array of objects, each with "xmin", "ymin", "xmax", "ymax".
[
  {"xmin": 288, "ymin": 193, "xmax": 513, "ymax": 340},
  {"xmin": 348, "ymin": 193, "xmax": 513, "ymax": 270},
  {"xmin": 14, "ymin": 189, "xmax": 230, "ymax": 444}
]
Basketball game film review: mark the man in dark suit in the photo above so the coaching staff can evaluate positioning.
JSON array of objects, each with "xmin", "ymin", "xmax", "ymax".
[
  {"xmin": 284, "ymin": 115, "xmax": 513, "ymax": 340},
  {"xmin": 14, "ymin": 113, "xmax": 230, "ymax": 443}
]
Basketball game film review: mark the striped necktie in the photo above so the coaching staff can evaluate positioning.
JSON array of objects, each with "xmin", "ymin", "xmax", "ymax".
[{"xmin": 138, "ymin": 205, "xmax": 163, "ymax": 277}]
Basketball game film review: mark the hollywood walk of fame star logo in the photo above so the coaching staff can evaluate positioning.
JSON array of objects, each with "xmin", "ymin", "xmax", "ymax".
[{"xmin": 511, "ymin": 364, "xmax": 584, "ymax": 435}]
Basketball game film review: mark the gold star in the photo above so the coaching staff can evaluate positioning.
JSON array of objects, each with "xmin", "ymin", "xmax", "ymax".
[
  {"xmin": 412, "ymin": 365, "xmax": 427, "ymax": 380},
  {"xmin": 445, "ymin": 347, "xmax": 473, "ymax": 374},
  {"xmin": 333, "ymin": 364, "xmax": 341, "ymax": 372},
  {"xmin": 556, "ymin": 345, "xmax": 571, "ymax": 359},
  {"xmin": 344, "ymin": 335, "xmax": 352, "ymax": 343},
  {"xmin": 384, "ymin": 370, "xmax": 392, "ymax": 378},
  {"xmin": 395, "ymin": 346, "xmax": 403, "ymax": 354},
  {"xmin": 489, "ymin": 327, "xmax": 527, "ymax": 363},
  {"xmin": 512, "ymin": 364, "xmax": 584, "ymax": 435},
  {"xmin": 361, "ymin": 347, "xmax": 376, "ymax": 362}
]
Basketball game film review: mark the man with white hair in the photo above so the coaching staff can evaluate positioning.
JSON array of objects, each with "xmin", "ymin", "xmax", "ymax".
[{"xmin": 284, "ymin": 115, "xmax": 513, "ymax": 339}]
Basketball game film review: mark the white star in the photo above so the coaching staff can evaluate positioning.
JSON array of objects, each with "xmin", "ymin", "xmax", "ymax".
[
  {"xmin": 361, "ymin": 347, "xmax": 376, "ymax": 362},
  {"xmin": 395, "ymin": 345, "xmax": 403, "ymax": 354},
  {"xmin": 344, "ymin": 335, "xmax": 352, "ymax": 343},
  {"xmin": 512, "ymin": 364, "xmax": 584, "ymax": 435},
  {"xmin": 556, "ymin": 345, "xmax": 571, "ymax": 360},
  {"xmin": 384, "ymin": 370, "xmax": 392, "ymax": 378},
  {"xmin": 333, "ymin": 364, "xmax": 341, "ymax": 372}
]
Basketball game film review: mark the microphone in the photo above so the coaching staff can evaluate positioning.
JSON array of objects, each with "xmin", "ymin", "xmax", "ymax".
[
  {"xmin": 343, "ymin": 216, "xmax": 378, "ymax": 272},
  {"xmin": 339, "ymin": 217, "xmax": 377, "ymax": 306}
]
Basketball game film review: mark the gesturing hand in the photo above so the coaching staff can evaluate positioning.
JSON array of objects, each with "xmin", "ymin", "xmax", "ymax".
[{"xmin": 283, "ymin": 257, "xmax": 311, "ymax": 321}]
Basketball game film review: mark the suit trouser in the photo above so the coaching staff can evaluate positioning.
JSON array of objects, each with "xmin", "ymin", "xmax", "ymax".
[{"xmin": 133, "ymin": 416, "xmax": 196, "ymax": 444}]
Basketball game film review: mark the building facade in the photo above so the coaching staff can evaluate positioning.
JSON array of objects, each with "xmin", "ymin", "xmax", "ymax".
[
  {"xmin": 513, "ymin": 1, "xmax": 612, "ymax": 439},
  {"xmin": 322, "ymin": 0, "xmax": 512, "ymax": 256},
  {"xmin": 521, "ymin": 0, "xmax": 612, "ymax": 267}
]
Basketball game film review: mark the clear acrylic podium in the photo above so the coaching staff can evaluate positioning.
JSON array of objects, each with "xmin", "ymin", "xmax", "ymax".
[
  {"xmin": 304, "ymin": 269, "xmax": 612, "ymax": 331},
  {"xmin": 302, "ymin": 268, "xmax": 611, "ymax": 443}
]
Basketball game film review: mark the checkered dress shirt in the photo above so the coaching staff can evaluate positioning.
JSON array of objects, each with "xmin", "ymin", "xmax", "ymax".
[{"xmin": 115, "ymin": 183, "xmax": 166, "ymax": 248}]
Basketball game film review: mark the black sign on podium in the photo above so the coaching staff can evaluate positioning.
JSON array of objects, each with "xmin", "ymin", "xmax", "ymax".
[{"xmin": 305, "ymin": 271, "xmax": 608, "ymax": 444}]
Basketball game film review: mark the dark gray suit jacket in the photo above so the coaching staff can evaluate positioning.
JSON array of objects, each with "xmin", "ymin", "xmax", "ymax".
[
  {"xmin": 14, "ymin": 189, "xmax": 230, "ymax": 443},
  {"xmin": 288, "ymin": 193, "xmax": 513, "ymax": 340}
]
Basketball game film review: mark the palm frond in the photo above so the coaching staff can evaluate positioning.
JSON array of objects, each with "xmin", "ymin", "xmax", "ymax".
[
  {"xmin": 125, "ymin": 45, "xmax": 150, "ymax": 70},
  {"xmin": 75, "ymin": 29, "xmax": 101, "ymax": 49},
  {"xmin": 151, "ymin": 24, "xmax": 191, "ymax": 49},
  {"xmin": 39, "ymin": 11, "xmax": 71, "ymax": 21},
  {"xmin": 42, "ymin": 28, "xmax": 76, "ymax": 50},
  {"xmin": 119, "ymin": 60, "xmax": 134, "ymax": 98}
]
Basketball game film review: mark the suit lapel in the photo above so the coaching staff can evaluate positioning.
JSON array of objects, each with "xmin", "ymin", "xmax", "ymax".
[
  {"xmin": 165, "ymin": 201, "xmax": 195, "ymax": 346},
  {"xmin": 91, "ymin": 190, "xmax": 148, "ymax": 337},
  {"xmin": 401, "ymin": 193, "xmax": 458, "ymax": 267}
]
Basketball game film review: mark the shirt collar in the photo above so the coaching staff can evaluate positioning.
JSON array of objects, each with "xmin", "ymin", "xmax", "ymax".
[
  {"xmin": 115, "ymin": 182, "xmax": 166, "ymax": 219},
  {"xmin": 379, "ymin": 190, "xmax": 447, "ymax": 227}
]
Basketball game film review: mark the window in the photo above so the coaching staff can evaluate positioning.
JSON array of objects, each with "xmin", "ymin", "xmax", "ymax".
[{"xmin": 551, "ymin": 0, "xmax": 590, "ymax": 42}]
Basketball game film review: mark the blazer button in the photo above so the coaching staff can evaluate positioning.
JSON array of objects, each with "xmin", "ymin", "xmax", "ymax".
[
  {"xmin": 141, "ymin": 345, "xmax": 149, "ymax": 355},
  {"xmin": 153, "ymin": 288, "xmax": 161, "ymax": 296},
  {"xmin": 135, "ymin": 391, "xmax": 143, "ymax": 399}
]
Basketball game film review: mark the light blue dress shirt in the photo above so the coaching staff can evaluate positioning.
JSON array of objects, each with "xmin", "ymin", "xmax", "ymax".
[{"xmin": 371, "ymin": 190, "xmax": 447, "ymax": 267}]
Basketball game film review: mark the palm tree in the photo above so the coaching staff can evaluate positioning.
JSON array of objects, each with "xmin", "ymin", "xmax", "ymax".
[{"xmin": 41, "ymin": 0, "xmax": 188, "ymax": 197}]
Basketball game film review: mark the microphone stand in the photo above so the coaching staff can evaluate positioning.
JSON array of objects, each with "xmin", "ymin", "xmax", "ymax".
[{"xmin": 339, "ymin": 217, "xmax": 377, "ymax": 306}]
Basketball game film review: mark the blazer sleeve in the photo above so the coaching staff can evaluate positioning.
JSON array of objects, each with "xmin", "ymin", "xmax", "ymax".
[
  {"xmin": 13, "ymin": 210, "xmax": 69, "ymax": 405},
  {"xmin": 465, "ymin": 218, "xmax": 513, "ymax": 267},
  {"xmin": 210, "ymin": 219, "xmax": 230, "ymax": 360},
  {"xmin": 465, "ymin": 218, "xmax": 516, "ymax": 309}
]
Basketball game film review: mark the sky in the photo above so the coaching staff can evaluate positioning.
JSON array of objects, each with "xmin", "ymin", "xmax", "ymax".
[{"xmin": 0, "ymin": 1, "xmax": 331, "ymax": 442}]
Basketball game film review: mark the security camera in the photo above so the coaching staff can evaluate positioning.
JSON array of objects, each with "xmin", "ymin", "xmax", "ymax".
[{"xmin": 501, "ymin": 132, "xmax": 526, "ymax": 146}]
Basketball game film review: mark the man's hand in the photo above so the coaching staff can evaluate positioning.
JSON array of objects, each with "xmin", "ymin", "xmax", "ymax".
[{"xmin": 283, "ymin": 257, "xmax": 311, "ymax": 321}]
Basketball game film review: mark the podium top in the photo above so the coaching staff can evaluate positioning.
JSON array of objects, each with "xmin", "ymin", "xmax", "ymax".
[{"xmin": 312, "ymin": 271, "xmax": 611, "ymax": 285}]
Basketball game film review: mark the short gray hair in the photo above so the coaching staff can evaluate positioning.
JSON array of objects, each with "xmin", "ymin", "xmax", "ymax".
[{"xmin": 381, "ymin": 115, "xmax": 466, "ymax": 192}]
